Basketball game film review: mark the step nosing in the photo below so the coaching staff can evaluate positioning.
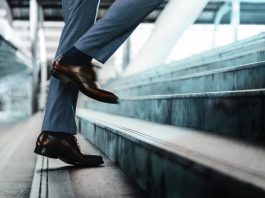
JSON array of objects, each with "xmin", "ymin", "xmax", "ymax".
[
  {"xmin": 166, "ymin": 47, "xmax": 265, "ymax": 70},
  {"xmin": 111, "ymin": 48, "xmax": 265, "ymax": 84},
  {"xmin": 102, "ymin": 122, "xmax": 265, "ymax": 180},
  {"xmin": 113, "ymin": 89, "xmax": 265, "ymax": 100},
  {"xmin": 113, "ymin": 61, "xmax": 265, "ymax": 90},
  {"xmin": 76, "ymin": 108, "xmax": 265, "ymax": 190}
]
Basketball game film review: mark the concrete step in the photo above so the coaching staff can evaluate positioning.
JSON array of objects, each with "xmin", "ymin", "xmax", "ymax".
[
  {"xmin": 83, "ymin": 89, "xmax": 265, "ymax": 142},
  {"xmin": 76, "ymin": 108, "xmax": 265, "ymax": 198},
  {"xmin": 0, "ymin": 112, "xmax": 145, "ymax": 198},
  {"xmin": 0, "ymin": 42, "xmax": 17, "ymax": 54},
  {"xmin": 0, "ymin": 113, "xmax": 41, "ymax": 198},
  {"xmin": 107, "ymin": 34, "xmax": 265, "ymax": 89},
  {"xmin": 190, "ymin": 33, "xmax": 265, "ymax": 57},
  {"xmin": 107, "ymin": 46, "xmax": 265, "ymax": 89},
  {"xmin": 184, "ymin": 38, "xmax": 265, "ymax": 63},
  {"xmin": 30, "ymin": 133, "xmax": 146, "ymax": 198},
  {"xmin": 0, "ymin": 50, "xmax": 29, "ymax": 69},
  {"xmin": 113, "ymin": 61, "xmax": 265, "ymax": 96},
  {"xmin": 0, "ymin": 55, "xmax": 24, "ymax": 65}
]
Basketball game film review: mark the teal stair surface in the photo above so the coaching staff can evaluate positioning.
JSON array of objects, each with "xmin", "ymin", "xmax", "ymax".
[
  {"xmin": 107, "ymin": 33, "xmax": 265, "ymax": 88},
  {"xmin": 76, "ymin": 108, "xmax": 265, "ymax": 198},
  {"xmin": 0, "ymin": 113, "xmax": 146, "ymax": 198},
  {"xmin": 84, "ymin": 89, "xmax": 265, "ymax": 141},
  {"xmin": 112, "ymin": 61, "xmax": 265, "ymax": 96},
  {"xmin": 77, "ymin": 33, "xmax": 265, "ymax": 197}
]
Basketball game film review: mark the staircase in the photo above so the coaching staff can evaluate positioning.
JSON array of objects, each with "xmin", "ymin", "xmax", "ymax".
[
  {"xmin": 0, "ymin": 114, "xmax": 146, "ymax": 198},
  {"xmin": 0, "ymin": 27, "xmax": 146, "ymax": 198},
  {"xmin": 0, "ymin": 35, "xmax": 32, "ymax": 119},
  {"xmin": 75, "ymin": 33, "xmax": 265, "ymax": 197},
  {"xmin": 1, "ymin": 33, "xmax": 265, "ymax": 198}
]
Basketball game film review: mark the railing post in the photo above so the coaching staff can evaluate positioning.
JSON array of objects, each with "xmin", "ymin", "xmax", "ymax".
[
  {"xmin": 123, "ymin": 38, "xmax": 131, "ymax": 70},
  {"xmin": 38, "ymin": 5, "xmax": 48, "ymax": 110},
  {"xmin": 212, "ymin": 1, "xmax": 231, "ymax": 48},
  {"xmin": 231, "ymin": 0, "xmax": 241, "ymax": 41},
  {"xmin": 30, "ymin": 0, "xmax": 39, "ymax": 114}
]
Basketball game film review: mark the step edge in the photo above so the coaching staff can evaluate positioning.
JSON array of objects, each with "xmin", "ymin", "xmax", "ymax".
[
  {"xmin": 82, "ymin": 89, "xmax": 265, "ymax": 102},
  {"xmin": 109, "ymin": 47, "xmax": 265, "ymax": 85},
  {"xmin": 29, "ymin": 156, "xmax": 46, "ymax": 198},
  {"xmin": 76, "ymin": 109, "xmax": 265, "ymax": 192},
  {"xmin": 113, "ymin": 61, "xmax": 265, "ymax": 91}
]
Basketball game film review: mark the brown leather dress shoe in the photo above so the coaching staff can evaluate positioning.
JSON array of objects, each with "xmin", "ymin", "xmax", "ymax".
[
  {"xmin": 51, "ymin": 54, "xmax": 119, "ymax": 104},
  {"xmin": 34, "ymin": 132, "xmax": 104, "ymax": 167}
]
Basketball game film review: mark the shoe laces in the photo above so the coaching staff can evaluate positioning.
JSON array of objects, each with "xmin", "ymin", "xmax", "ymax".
[
  {"xmin": 71, "ymin": 136, "xmax": 82, "ymax": 153},
  {"xmin": 72, "ymin": 137, "xmax": 93, "ymax": 159}
]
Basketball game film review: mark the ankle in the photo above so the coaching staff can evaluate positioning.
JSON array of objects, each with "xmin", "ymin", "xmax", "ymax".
[
  {"xmin": 42, "ymin": 131, "xmax": 74, "ymax": 138},
  {"xmin": 64, "ymin": 47, "xmax": 92, "ymax": 66}
]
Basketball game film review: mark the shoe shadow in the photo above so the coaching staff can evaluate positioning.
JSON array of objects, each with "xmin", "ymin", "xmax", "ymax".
[{"xmin": 36, "ymin": 164, "xmax": 104, "ymax": 173}]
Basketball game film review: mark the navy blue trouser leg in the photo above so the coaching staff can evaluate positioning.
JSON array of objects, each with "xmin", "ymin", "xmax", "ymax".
[
  {"xmin": 42, "ymin": 0, "xmax": 164, "ymax": 134},
  {"xmin": 41, "ymin": 0, "xmax": 100, "ymax": 134},
  {"xmin": 75, "ymin": 0, "xmax": 164, "ymax": 63}
]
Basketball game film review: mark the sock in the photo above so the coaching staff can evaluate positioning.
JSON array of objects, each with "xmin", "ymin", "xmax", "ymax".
[
  {"xmin": 64, "ymin": 47, "xmax": 93, "ymax": 66},
  {"xmin": 43, "ymin": 131, "xmax": 74, "ymax": 138}
]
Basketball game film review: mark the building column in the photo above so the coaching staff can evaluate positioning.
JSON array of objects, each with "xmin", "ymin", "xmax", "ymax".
[
  {"xmin": 123, "ymin": 38, "xmax": 131, "ymax": 70},
  {"xmin": 125, "ymin": 0, "xmax": 209, "ymax": 75},
  {"xmin": 30, "ymin": 0, "xmax": 47, "ymax": 112}
]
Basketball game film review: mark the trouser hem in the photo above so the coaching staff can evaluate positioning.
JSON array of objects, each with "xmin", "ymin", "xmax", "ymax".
[{"xmin": 41, "ymin": 127, "xmax": 77, "ymax": 135}]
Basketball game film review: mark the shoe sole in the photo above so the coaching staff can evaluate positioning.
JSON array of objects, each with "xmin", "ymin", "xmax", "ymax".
[
  {"xmin": 34, "ymin": 145, "xmax": 104, "ymax": 166},
  {"xmin": 51, "ymin": 69, "xmax": 119, "ymax": 104},
  {"xmin": 34, "ymin": 145, "xmax": 59, "ymax": 159}
]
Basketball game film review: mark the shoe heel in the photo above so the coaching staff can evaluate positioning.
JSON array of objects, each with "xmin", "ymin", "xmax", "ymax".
[
  {"xmin": 52, "ymin": 71, "xmax": 71, "ymax": 84},
  {"xmin": 34, "ymin": 146, "xmax": 59, "ymax": 159}
]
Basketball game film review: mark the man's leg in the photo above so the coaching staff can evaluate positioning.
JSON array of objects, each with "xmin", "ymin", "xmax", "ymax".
[
  {"xmin": 50, "ymin": 0, "xmax": 163, "ymax": 104},
  {"xmin": 74, "ymin": 0, "xmax": 164, "ymax": 64},
  {"xmin": 41, "ymin": 0, "xmax": 100, "ymax": 134}
]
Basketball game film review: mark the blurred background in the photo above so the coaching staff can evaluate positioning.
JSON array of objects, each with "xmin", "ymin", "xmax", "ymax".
[
  {"xmin": 1, "ymin": 0, "xmax": 265, "ymax": 197},
  {"xmin": 1, "ymin": 0, "xmax": 265, "ymax": 121}
]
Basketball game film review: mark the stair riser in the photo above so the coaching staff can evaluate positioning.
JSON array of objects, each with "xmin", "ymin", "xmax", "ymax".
[
  {"xmin": 77, "ymin": 117, "xmax": 265, "ymax": 198},
  {"xmin": 115, "ymin": 64, "xmax": 265, "ymax": 96},
  {"xmin": 199, "ymin": 40, "xmax": 265, "ymax": 59},
  {"xmin": 185, "ymin": 41, "xmax": 265, "ymax": 68},
  {"xmin": 85, "ymin": 95, "xmax": 265, "ymax": 141},
  {"xmin": 108, "ymin": 51, "xmax": 265, "ymax": 88},
  {"xmin": 187, "ymin": 34, "xmax": 265, "ymax": 59},
  {"xmin": 111, "ymin": 37, "xmax": 265, "ymax": 87}
]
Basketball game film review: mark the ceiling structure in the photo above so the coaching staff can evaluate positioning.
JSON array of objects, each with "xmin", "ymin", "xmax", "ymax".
[
  {"xmin": 6, "ymin": 0, "xmax": 166, "ymax": 23},
  {"xmin": 5, "ymin": 0, "xmax": 265, "ymax": 24},
  {"xmin": 2, "ymin": 0, "xmax": 265, "ymax": 81}
]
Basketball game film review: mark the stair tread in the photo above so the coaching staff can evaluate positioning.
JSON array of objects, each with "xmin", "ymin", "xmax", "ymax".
[
  {"xmin": 0, "ymin": 113, "xmax": 145, "ymax": 197},
  {"xmin": 0, "ymin": 113, "xmax": 41, "ymax": 198},
  {"xmin": 76, "ymin": 108, "xmax": 265, "ymax": 191},
  {"xmin": 30, "ymin": 132, "xmax": 145, "ymax": 198},
  {"xmin": 95, "ymin": 88, "xmax": 265, "ymax": 101},
  {"xmin": 113, "ymin": 61, "xmax": 265, "ymax": 90},
  {"xmin": 108, "ymin": 46, "xmax": 265, "ymax": 86},
  {"xmin": 81, "ymin": 89, "xmax": 265, "ymax": 103}
]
